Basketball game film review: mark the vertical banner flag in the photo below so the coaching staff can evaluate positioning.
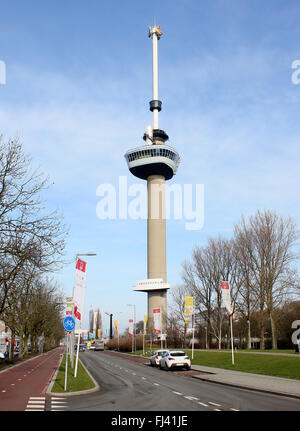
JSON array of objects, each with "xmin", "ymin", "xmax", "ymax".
[
  {"xmin": 73, "ymin": 259, "xmax": 87, "ymax": 321},
  {"xmin": 114, "ymin": 320, "xmax": 119, "ymax": 335},
  {"xmin": 153, "ymin": 308, "xmax": 161, "ymax": 334},
  {"xmin": 129, "ymin": 319, "xmax": 134, "ymax": 337},
  {"xmin": 184, "ymin": 296, "xmax": 194, "ymax": 324},
  {"xmin": 220, "ymin": 281, "xmax": 233, "ymax": 315},
  {"xmin": 144, "ymin": 314, "xmax": 147, "ymax": 333},
  {"xmin": 65, "ymin": 296, "xmax": 73, "ymax": 316}
]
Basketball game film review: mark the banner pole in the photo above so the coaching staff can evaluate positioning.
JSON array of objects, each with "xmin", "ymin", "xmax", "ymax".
[
  {"xmin": 192, "ymin": 309, "xmax": 195, "ymax": 360},
  {"xmin": 74, "ymin": 324, "xmax": 81, "ymax": 378},
  {"xmin": 230, "ymin": 314, "xmax": 234, "ymax": 365}
]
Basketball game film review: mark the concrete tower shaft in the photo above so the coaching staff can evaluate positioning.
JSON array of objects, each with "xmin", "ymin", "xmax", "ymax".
[{"xmin": 125, "ymin": 24, "xmax": 180, "ymax": 343}]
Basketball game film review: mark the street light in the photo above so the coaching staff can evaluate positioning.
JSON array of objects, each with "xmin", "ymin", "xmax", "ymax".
[
  {"xmin": 127, "ymin": 304, "xmax": 136, "ymax": 353},
  {"xmin": 105, "ymin": 312, "xmax": 113, "ymax": 340}
]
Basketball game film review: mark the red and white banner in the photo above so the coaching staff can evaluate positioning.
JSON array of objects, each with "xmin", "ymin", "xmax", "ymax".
[
  {"xmin": 153, "ymin": 308, "xmax": 161, "ymax": 334},
  {"xmin": 129, "ymin": 319, "xmax": 134, "ymax": 337},
  {"xmin": 73, "ymin": 259, "xmax": 87, "ymax": 321},
  {"xmin": 220, "ymin": 280, "xmax": 233, "ymax": 315}
]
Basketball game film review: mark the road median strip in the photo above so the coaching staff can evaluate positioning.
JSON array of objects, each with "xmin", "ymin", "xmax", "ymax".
[{"xmin": 47, "ymin": 353, "xmax": 99, "ymax": 396}]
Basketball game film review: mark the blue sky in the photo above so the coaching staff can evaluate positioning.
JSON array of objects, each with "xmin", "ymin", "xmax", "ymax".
[{"xmin": 1, "ymin": 0, "xmax": 300, "ymax": 332}]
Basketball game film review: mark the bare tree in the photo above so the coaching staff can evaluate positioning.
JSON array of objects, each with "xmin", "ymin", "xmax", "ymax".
[
  {"xmin": 0, "ymin": 137, "xmax": 67, "ymax": 315},
  {"xmin": 234, "ymin": 210, "xmax": 299, "ymax": 349}
]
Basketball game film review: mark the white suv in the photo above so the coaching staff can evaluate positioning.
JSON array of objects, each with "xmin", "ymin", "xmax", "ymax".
[{"xmin": 159, "ymin": 350, "xmax": 191, "ymax": 371}]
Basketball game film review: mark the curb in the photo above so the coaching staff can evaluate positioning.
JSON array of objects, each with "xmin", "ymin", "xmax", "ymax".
[
  {"xmin": 191, "ymin": 374, "xmax": 300, "ymax": 400},
  {"xmin": 47, "ymin": 355, "xmax": 100, "ymax": 397}
]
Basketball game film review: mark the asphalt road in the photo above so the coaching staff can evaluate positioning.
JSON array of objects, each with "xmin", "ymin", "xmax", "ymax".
[{"xmin": 61, "ymin": 350, "xmax": 300, "ymax": 411}]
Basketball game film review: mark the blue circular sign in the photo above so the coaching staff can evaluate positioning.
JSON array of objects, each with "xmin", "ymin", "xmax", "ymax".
[{"xmin": 63, "ymin": 316, "xmax": 75, "ymax": 332}]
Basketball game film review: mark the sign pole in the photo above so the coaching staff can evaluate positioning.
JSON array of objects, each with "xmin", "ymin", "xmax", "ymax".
[
  {"xmin": 64, "ymin": 333, "xmax": 69, "ymax": 391},
  {"xmin": 192, "ymin": 308, "xmax": 195, "ymax": 360},
  {"xmin": 230, "ymin": 314, "xmax": 234, "ymax": 365}
]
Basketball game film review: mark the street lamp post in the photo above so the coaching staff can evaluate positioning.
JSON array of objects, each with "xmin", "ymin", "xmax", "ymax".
[
  {"xmin": 105, "ymin": 312, "xmax": 113, "ymax": 340},
  {"xmin": 73, "ymin": 252, "xmax": 97, "ymax": 378},
  {"xmin": 127, "ymin": 304, "xmax": 136, "ymax": 353}
]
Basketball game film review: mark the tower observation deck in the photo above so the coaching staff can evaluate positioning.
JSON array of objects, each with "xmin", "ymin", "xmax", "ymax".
[{"xmin": 124, "ymin": 24, "xmax": 180, "ymax": 341}]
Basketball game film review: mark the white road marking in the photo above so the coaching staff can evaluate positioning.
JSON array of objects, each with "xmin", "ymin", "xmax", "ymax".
[
  {"xmin": 29, "ymin": 397, "xmax": 45, "ymax": 400},
  {"xmin": 198, "ymin": 402, "xmax": 208, "ymax": 407},
  {"xmin": 208, "ymin": 402, "xmax": 221, "ymax": 407},
  {"xmin": 28, "ymin": 401, "xmax": 45, "ymax": 405},
  {"xmin": 142, "ymin": 377, "xmax": 146, "ymax": 380},
  {"xmin": 18, "ymin": 379, "xmax": 22, "ymax": 381},
  {"xmin": 184, "ymin": 396, "xmax": 199, "ymax": 401},
  {"xmin": 132, "ymin": 373, "xmax": 136, "ymax": 376},
  {"xmin": 51, "ymin": 397, "xmax": 66, "ymax": 400},
  {"xmin": 2, "ymin": 390, "xmax": 6, "ymax": 393},
  {"xmin": 153, "ymin": 383, "xmax": 159, "ymax": 386},
  {"xmin": 230, "ymin": 408, "xmax": 240, "ymax": 411},
  {"xmin": 173, "ymin": 391, "xmax": 183, "ymax": 395},
  {"xmin": 214, "ymin": 409, "xmax": 221, "ymax": 411},
  {"xmin": 26, "ymin": 405, "xmax": 45, "ymax": 409}
]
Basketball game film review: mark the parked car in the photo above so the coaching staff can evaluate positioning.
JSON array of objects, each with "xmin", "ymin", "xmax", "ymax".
[
  {"xmin": 149, "ymin": 349, "xmax": 168, "ymax": 367},
  {"xmin": 159, "ymin": 350, "xmax": 191, "ymax": 371}
]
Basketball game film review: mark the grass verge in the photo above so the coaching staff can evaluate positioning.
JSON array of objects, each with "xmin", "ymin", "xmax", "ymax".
[
  {"xmin": 52, "ymin": 353, "xmax": 95, "ymax": 393},
  {"xmin": 132, "ymin": 349, "xmax": 300, "ymax": 380}
]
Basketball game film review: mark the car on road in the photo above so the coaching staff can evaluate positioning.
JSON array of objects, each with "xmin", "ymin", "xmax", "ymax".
[
  {"xmin": 94, "ymin": 339, "xmax": 105, "ymax": 351},
  {"xmin": 74, "ymin": 344, "xmax": 86, "ymax": 352},
  {"xmin": 159, "ymin": 350, "xmax": 191, "ymax": 371},
  {"xmin": 149, "ymin": 349, "xmax": 168, "ymax": 367}
]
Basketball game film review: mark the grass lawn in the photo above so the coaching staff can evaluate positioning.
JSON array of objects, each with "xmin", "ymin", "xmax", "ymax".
[
  {"xmin": 52, "ymin": 353, "xmax": 95, "ymax": 393},
  {"xmin": 132, "ymin": 349, "xmax": 300, "ymax": 380}
]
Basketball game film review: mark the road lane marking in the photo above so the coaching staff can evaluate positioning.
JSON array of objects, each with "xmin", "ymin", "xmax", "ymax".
[
  {"xmin": 173, "ymin": 391, "xmax": 183, "ymax": 395},
  {"xmin": 214, "ymin": 409, "xmax": 221, "ymax": 411},
  {"xmin": 2, "ymin": 390, "xmax": 6, "ymax": 393},
  {"xmin": 153, "ymin": 383, "xmax": 159, "ymax": 386},
  {"xmin": 198, "ymin": 402, "xmax": 208, "ymax": 407},
  {"xmin": 51, "ymin": 397, "xmax": 66, "ymax": 400},
  {"xmin": 28, "ymin": 401, "xmax": 45, "ymax": 404},
  {"xmin": 29, "ymin": 397, "xmax": 45, "ymax": 400},
  {"xmin": 132, "ymin": 373, "xmax": 136, "ymax": 375},
  {"xmin": 208, "ymin": 402, "xmax": 221, "ymax": 407},
  {"xmin": 184, "ymin": 396, "xmax": 199, "ymax": 401},
  {"xmin": 230, "ymin": 408, "xmax": 240, "ymax": 411},
  {"xmin": 142, "ymin": 377, "xmax": 146, "ymax": 380},
  {"xmin": 27, "ymin": 405, "xmax": 45, "ymax": 409}
]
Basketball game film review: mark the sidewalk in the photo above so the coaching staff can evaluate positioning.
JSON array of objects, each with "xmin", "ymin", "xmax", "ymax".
[{"xmin": 192, "ymin": 364, "xmax": 300, "ymax": 399}]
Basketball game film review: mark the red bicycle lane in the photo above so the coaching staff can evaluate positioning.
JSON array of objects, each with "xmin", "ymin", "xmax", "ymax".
[{"xmin": 0, "ymin": 346, "xmax": 64, "ymax": 411}]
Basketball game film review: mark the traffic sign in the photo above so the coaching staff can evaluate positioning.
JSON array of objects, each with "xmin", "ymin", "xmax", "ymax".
[{"xmin": 63, "ymin": 316, "xmax": 75, "ymax": 332}]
